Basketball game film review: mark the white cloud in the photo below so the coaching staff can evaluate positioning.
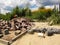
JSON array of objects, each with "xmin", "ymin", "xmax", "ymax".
[
  {"xmin": 0, "ymin": 0, "xmax": 59, "ymax": 8},
  {"xmin": 0, "ymin": 0, "xmax": 59, "ymax": 14},
  {"xmin": 51, "ymin": 0, "xmax": 59, "ymax": 3}
]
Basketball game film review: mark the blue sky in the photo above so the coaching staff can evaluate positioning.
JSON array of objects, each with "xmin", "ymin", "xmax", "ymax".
[{"xmin": 0, "ymin": 0, "xmax": 59, "ymax": 12}]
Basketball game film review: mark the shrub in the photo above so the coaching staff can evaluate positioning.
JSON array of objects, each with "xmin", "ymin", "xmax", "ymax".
[
  {"xmin": 49, "ymin": 13, "xmax": 60, "ymax": 25},
  {"xmin": 32, "ymin": 8, "xmax": 52, "ymax": 21}
]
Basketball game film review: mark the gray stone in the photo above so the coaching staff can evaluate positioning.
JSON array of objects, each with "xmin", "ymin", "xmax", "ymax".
[
  {"xmin": 4, "ymin": 29, "xmax": 9, "ymax": 35},
  {"xmin": 33, "ymin": 28, "xmax": 41, "ymax": 33},
  {"xmin": 15, "ymin": 30, "xmax": 21, "ymax": 35},
  {"xmin": 0, "ymin": 34, "xmax": 3, "ymax": 38},
  {"xmin": 47, "ymin": 31, "xmax": 54, "ymax": 36},
  {"xmin": 28, "ymin": 30, "xmax": 34, "ymax": 34},
  {"xmin": 0, "ymin": 30, "xmax": 2, "ymax": 34},
  {"xmin": 41, "ymin": 28, "xmax": 47, "ymax": 33},
  {"xmin": 53, "ymin": 29, "xmax": 60, "ymax": 34}
]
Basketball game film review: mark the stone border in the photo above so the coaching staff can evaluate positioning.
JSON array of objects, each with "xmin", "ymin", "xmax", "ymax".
[
  {"xmin": 0, "ymin": 39, "xmax": 9, "ymax": 45},
  {"xmin": 10, "ymin": 31, "xmax": 27, "ymax": 44},
  {"xmin": 0, "ymin": 31, "xmax": 27, "ymax": 45}
]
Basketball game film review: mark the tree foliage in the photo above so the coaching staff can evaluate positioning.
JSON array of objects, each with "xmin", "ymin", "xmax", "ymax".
[
  {"xmin": 0, "ymin": 5, "xmax": 60, "ymax": 25},
  {"xmin": 0, "ymin": 6, "xmax": 32, "ymax": 20}
]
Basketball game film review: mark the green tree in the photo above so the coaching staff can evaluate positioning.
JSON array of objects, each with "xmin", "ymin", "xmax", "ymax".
[
  {"xmin": 26, "ymin": 9, "xmax": 32, "ymax": 16},
  {"xmin": 11, "ymin": 6, "xmax": 22, "ymax": 17}
]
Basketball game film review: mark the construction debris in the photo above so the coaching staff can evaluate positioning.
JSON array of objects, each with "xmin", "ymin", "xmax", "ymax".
[{"xmin": 0, "ymin": 17, "xmax": 34, "ymax": 39}]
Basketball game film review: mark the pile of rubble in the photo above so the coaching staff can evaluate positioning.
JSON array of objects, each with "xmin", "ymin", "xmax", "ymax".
[
  {"xmin": 0, "ymin": 17, "xmax": 34, "ymax": 38},
  {"xmin": 0, "ymin": 18, "xmax": 33, "ymax": 31}
]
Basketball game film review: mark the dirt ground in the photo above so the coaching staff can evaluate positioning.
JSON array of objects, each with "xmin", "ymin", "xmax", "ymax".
[{"xmin": 11, "ymin": 22, "xmax": 60, "ymax": 45}]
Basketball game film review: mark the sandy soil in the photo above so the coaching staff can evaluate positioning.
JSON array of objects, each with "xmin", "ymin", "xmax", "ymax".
[
  {"xmin": 1, "ymin": 31, "xmax": 16, "ymax": 41},
  {"xmin": 12, "ymin": 33, "xmax": 60, "ymax": 45},
  {"xmin": 33, "ymin": 22, "xmax": 60, "ymax": 29},
  {"xmin": 11, "ymin": 22, "xmax": 60, "ymax": 45}
]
